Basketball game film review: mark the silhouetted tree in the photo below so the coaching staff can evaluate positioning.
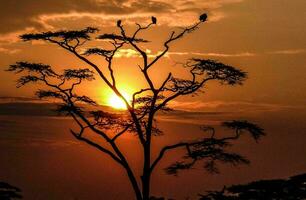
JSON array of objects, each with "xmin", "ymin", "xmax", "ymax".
[
  {"xmin": 8, "ymin": 14, "xmax": 265, "ymax": 200},
  {"xmin": 0, "ymin": 182, "xmax": 22, "ymax": 200},
  {"xmin": 199, "ymin": 173, "xmax": 306, "ymax": 200}
]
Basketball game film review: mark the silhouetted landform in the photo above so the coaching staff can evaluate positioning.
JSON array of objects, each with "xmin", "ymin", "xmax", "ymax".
[
  {"xmin": 149, "ymin": 196, "xmax": 165, "ymax": 200},
  {"xmin": 0, "ymin": 182, "xmax": 22, "ymax": 200},
  {"xmin": 199, "ymin": 173, "xmax": 306, "ymax": 200},
  {"xmin": 149, "ymin": 196, "xmax": 175, "ymax": 200}
]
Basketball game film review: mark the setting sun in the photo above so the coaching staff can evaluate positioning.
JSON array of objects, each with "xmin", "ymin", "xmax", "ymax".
[
  {"xmin": 107, "ymin": 93, "xmax": 127, "ymax": 109},
  {"xmin": 106, "ymin": 91, "xmax": 132, "ymax": 110}
]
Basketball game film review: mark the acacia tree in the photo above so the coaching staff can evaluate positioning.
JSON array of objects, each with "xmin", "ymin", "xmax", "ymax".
[{"xmin": 8, "ymin": 14, "xmax": 265, "ymax": 200}]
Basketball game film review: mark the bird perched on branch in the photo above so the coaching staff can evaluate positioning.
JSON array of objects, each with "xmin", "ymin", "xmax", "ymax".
[
  {"xmin": 151, "ymin": 16, "xmax": 157, "ymax": 24},
  {"xmin": 199, "ymin": 13, "xmax": 208, "ymax": 22},
  {"xmin": 117, "ymin": 20, "xmax": 122, "ymax": 27}
]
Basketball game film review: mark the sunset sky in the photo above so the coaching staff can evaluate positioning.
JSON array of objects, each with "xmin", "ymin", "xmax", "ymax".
[
  {"xmin": 0, "ymin": 0, "xmax": 305, "ymax": 107},
  {"xmin": 0, "ymin": 0, "xmax": 306, "ymax": 199}
]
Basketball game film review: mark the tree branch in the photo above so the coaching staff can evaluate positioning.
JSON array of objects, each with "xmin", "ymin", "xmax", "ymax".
[
  {"xmin": 147, "ymin": 22, "xmax": 201, "ymax": 69},
  {"xmin": 111, "ymin": 125, "xmax": 131, "ymax": 142},
  {"xmin": 150, "ymin": 121, "xmax": 265, "ymax": 174},
  {"xmin": 71, "ymin": 130, "xmax": 123, "ymax": 164},
  {"xmin": 46, "ymin": 37, "xmax": 146, "ymax": 146}
]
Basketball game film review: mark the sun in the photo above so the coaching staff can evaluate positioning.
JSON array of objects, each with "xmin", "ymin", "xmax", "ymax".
[
  {"xmin": 106, "ymin": 91, "xmax": 131, "ymax": 110},
  {"xmin": 107, "ymin": 94, "xmax": 127, "ymax": 109},
  {"xmin": 98, "ymin": 85, "xmax": 135, "ymax": 110}
]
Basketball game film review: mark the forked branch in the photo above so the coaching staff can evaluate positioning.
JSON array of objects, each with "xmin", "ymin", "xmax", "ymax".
[{"xmin": 151, "ymin": 120, "xmax": 265, "ymax": 175}]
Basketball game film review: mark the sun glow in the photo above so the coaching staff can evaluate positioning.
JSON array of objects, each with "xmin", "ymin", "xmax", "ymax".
[{"xmin": 106, "ymin": 91, "xmax": 132, "ymax": 110}]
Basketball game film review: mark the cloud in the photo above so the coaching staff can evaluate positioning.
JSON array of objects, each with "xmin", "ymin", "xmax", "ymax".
[
  {"xmin": 2, "ymin": 96, "xmax": 304, "ymax": 127},
  {"xmin": 169, "ymin": 100, "xmax": 303, "ymax": 113},
  {"xmin": 113, "ymin": 48, "xmax": 165, "ymax": 58},
  {"xmin": 168, "ymin": 51, "xmax": 256, "ymax": 57},
  {"xmin": 0, "ymin": 96, "xmax": 117, "ymax": 116},
  {"xmin": 0, "ymin": 136, "xmax": 80, "ymax": 148},
  {"xmin": 0, "ymin": 47, "xmax": 20, "ymax": 54},
  {"xmin": 268, "ymin": 49, "xmax": 306, "ymax": 55},
  {"xmin": 0, "ymin": 102, "xmax": 58, "ymax": 116},
  {"xmin": 157, "ymin": 111, "xmax": 225, "ymax": 125},
  {"xmin": 113, "ymin": 48, "xmax": 141, "ymax": 58},
  {"xmin": 0, "ymin": 96, "xmax": 44, "ymax": 103},
  {"xmin": 0, "ymin": 0, "xmax": 115, "ymax": 34},
  {"xmin": 101, "ymin": 47, "xmax": 256, "ymax": 59},
  {"xmin": 0, "ymin": 0, "xmax": 246, "ymax": 36}
]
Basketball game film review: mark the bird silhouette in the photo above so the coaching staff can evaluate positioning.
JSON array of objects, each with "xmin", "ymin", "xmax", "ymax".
[
  {"xmin": 199, "ymin": 13, "xmax": 208, "ymax": 22},
  {"xmin": 151, "ymin": 16, "xmax": 157, "ymax": 24},
  {"xmin": 117, "ymin": 20, "xmax": 122, "ymax": 27}
]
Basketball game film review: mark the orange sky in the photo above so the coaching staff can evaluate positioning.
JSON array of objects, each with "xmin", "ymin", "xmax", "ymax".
[
  {"xmin": 0, "ymin": 1, "xmax": 306, "ymax": 199},
  {"xmin": 0, "ymin": 0, "xmax": 305, "ymax": 111}
]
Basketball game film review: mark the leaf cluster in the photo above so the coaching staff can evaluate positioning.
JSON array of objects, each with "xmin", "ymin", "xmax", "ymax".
[
  {"xmin": 83, "ymin": 48, "xmax": 113, "ymax": 57},
  {"xmin": 97, "ymin": 33, "xmax": 149, "ymax": 43},
  {"xmin": 222, "ymin": 120, "xmax": 265, "ymax": 141},
  {"xmin": 63, "ymin": 68, "xmax": 95, "ymax": 81},
  {"xmin": 167, "ymin": 77, "xmax": 200, "ymax": 93},
  {"xmin": 90, "ymin": 110, "xmax": 130, "ymax": 130},
  {"xmin": 187, "ymin": 59, "xmax": 247, "ymax": 85},
  {"xmin": 165, "ymin": 120, "xmax": 265, "ymax": 175},
  {"xmin": 20, "ymin": 27, "xmax": 98, "ymax": 41},
  {"xmin": 7, "ymin": 62, "xmax": 56, "ymax": 76},
  {"xmin": 8, "ymin": 62, "xmax": 95, "ymax": 89}
]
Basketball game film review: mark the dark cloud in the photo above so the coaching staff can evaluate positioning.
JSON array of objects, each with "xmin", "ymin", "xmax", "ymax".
[
  {"xmin": 170, "ymin": 100, "xmax": 304, "ymax": 113},
  {"xmin": 0, "ymin": 0, "xmax": 173, "ymax": 34},
  {"xmin": 0, "ymin": 0, "xmax": 92, "ymax": 34},
  {"xmin": 0, "ymin": 0, "xmax": 247, "ymax": 36},
  {"xmin": 0, "ymin": 96, "xmax": 38, "ymax": 102},
  {"xmin": 0, "ymin": 102, "xmax": 58, "ymax": 116}
]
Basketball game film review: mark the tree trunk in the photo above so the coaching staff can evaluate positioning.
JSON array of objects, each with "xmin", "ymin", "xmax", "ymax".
[
  {"xmin": 142, "ymin": 145, "xmax": 151, "ymax": 200},
  {"xmin": 121, "ymin": 162, "xmax": 143, "ymax": 200},
  {"xmin": 142, "ymin": 174, "xmax": 151, "ymax": 200}
]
